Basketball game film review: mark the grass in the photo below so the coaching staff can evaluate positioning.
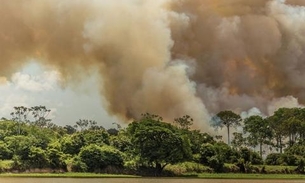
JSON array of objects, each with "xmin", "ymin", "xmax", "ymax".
[
  {"xmin": 0, "ymin": 172, "xmax": 305, "ymax": 179},
  {"xmin": 0, "ymin": 161, "xmax": 303, "ymax": 179},
  {"xmin": 0, "ymin": 172, "xmax": 140, "ymax": 178},
  {"xmin": 254, "ymin": 165, "xmax": 296, "ymax": 173},
  {"xmin": 194, "ymin": 173, "xmax": 305, "ymax": 179}
]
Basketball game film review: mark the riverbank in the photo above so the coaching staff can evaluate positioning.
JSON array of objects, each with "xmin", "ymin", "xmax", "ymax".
[
  {"xmin": 1, "ymin": 173, "xmax": 305, "ymax": 179},
  {"xmin": 0, "ymin": 173, "xmax": 140, "ymax": 178}
]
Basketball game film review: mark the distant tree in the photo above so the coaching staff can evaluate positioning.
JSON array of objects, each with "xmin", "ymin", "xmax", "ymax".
[
  {"xmin": 244, "ymin": 115, "xmax": 273, "ymax": 157},
  {"xmin": 30, "ymin": 106, "xmax": 51, "ymax": 128},
  {"xmin": 174, "ymin": 115, "xmax": 193, "ymax": 130},
  {"xmin": 267, "ymin": 108, "xmax": 305, "ymax": 153},
  {"xmin": 88, "ymin": 120, "xmax": 104, "ymax": 131},
  {"xmin": 231, "ymin": 132, "xmax": 246, "ymax": 150},
  {"xmin": 74, "ymin": 119, "xmax": 102, "ymax": 131},
  {"xmin": 267, "ymin": 116, "xmax": 285, "ymax": 153},
  {"xmin": 211, "ymin": 111, "xmax": 242, "ymax": 145},
  {"xmin": 10, "ymin": 106, "xmax": 30, "ymax": 123},
  {"xmin": 140, "ymin": 113, "xmax": 163, "ymax": 122},
  {"xmin": 10, "ymin": 106, "xmax": 30, "ymax": 134},
  {"xmin": 64, "ymin": 125, "xmax": 77, "ymax": 134},
  {"xmin": 75, "ymin": 119, "xmax": 89, "ymax": 131},
  {"xmin": 107, "ymin": 128, "xmax": 119, "ymax": 136},
  {"xmin": 112, "ymin": 122, "xmax": 122, "ymax": 130}
]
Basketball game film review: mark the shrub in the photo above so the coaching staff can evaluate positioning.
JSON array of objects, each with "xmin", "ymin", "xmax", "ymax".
[
  {"xmin": 0, "ymin": 141, "xmax": 13, "ymax": 160},
  {"xmin": 280, "ymin": 153, "xmax": 298, "ymax": 166},
  {"xmin": 165, "ymin": 162, "xmax": 211, "ymax": 175},
  {"xmin": 70, "ymin": 156, "xmax": 87, "ymax": 172},
  {"xmin": 208, "ymin": 155, "xmax": 224, "ymax": 173},
  {"xmin": 79, "ymin": 144, "xmax": 124, "ymax": 172},
  {"xmin": 46, "ymin": 148, "xmax": 66, "ymax": 170},
  {"xmin": 239, "ymin": 147, "xmax": 263, "ymax": 165},
  {"xmin": 199, "ymin": 143, "xmax": 216, "ymax": 165},
  {"xmin": 296, "ymin": 158, "xmax": 305, "ymax": 173},
  {"xmin": 265, "ymin": 153, "xmax": 281, "ymax": 165}
]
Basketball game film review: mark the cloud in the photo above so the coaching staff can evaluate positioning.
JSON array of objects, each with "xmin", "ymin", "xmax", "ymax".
[
  {"xmin": 11, "ymin": 71, "xmax": 60, "ymax": 92},
  {"xmin": 0, "ymin": 64, "xmax": 117, "ymax": 128}
]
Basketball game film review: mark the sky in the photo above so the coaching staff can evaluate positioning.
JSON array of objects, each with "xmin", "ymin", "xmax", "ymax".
[{"xmin": 0, "ymin": 61, "xmax": 119, "ymax": 129}]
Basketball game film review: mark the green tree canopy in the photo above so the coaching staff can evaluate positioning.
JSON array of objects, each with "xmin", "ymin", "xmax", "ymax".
[
  {"xmin": 127, "ymin": 114, "xmax": 192, "ymax": 175},
  {"xmin": 212, "ymin": 111, "xmax": 241, "ymax": 145},
  {"xmin": 244, "ymin": 115, "xmax": 272, "ymax": 157}
]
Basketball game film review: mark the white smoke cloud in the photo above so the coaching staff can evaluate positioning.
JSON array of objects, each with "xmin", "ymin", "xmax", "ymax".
[
  {"xmin": 240, "ymin": 107, "xmax": 264, "ymax": 119},
  {"xmin": 267, "ymin": 96, "xmax": 303, "ymax": 115},
  {"xmin": 1, "ymin": 0, "xmax": 305, "ymax": 132},
  {"xmin": 11, "ymin": 71, "xmax": 60, "ymax": 92}
]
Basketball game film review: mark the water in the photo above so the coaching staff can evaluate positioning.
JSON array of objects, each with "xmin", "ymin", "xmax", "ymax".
[{"xmin": 0, "ymin": 178, "xmax": 304, "ymax": 183}]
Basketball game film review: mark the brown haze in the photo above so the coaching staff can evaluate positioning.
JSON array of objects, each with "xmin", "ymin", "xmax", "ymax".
[{"xmin": 0, "ymin": 0, "xmax": 305, "ymax": 130}]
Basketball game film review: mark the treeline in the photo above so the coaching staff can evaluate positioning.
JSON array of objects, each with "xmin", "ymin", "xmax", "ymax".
[
  {"xmin": 213, "ymin": 108, "xmax": 305, "ymax": 170},
  {"xmin": 0, "ymin": 106, "xmax": 305, "ymax": 175}
]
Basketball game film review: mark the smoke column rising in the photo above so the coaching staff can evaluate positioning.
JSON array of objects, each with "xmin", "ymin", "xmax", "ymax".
[{"xmin": 0, "ymin": 0, "xmax": 305, "ymax": 130}]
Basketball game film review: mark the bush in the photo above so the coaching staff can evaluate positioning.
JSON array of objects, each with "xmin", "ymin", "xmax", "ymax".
[
  {"xmin": 70, "ymin": 156, "xmax": 87, "ymax": 172},
  {"xmin": 46, "ymin": 148, "xmax": 66, "ymax": 170},
  {"xmin": 101, "ymin": 145, "xmax": 124, "ymax": 167},
  {"xmin": 280, "ymin": 153, "xmax": 298, "ymax": 166},
  {"xmin": 265, "ymin": 153, "xmax": 281, "ymax": 165},
  {"xmin": 26, "ymin": 147, "xmax": 49, "ymax": 169},
  {"xmin": 208, "ymin": 155, "xmax": 224, "ymax": 173},
  {"xmin": 199, "ymin": 143, "xmax": 216, "ymax": 165},
  {"xmin": 79, "ymin": 144, "xmax": 124, "ymax": 172},
  {"xmin": 165, "ymin": 162, "xmax": 211, "ymax": 175},
  {"xmin": 0, "ymin": 141, "xmax": 13, "ymax": 160},
  {"xmin": 296, "ymin": 158, "xmax": 305, "ymax": 173},
  {"xmin": 239, "ymin": 148, "xmax": 263, "ymax": 165},
  {"xmin": 214, "ymin": 142, "xmax": 239, "ymax": 164}
]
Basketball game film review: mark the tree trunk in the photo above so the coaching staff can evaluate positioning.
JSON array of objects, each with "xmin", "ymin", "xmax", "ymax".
[
  {"xmin": 279, "ymin": 137, "xmax": 283, "ymax": 154},
  {"xmin": 155, "ymin": 162, "xmax": 167, "ymax": 176},
  {"xmin": 155, "ymin": 163, "xmax": 163, "ymax": 176},
  {"xmin": 259, "ymin": 142, "xmax": 263, "ymax": 158},
  {"xmin": 227, "ymin": 125, "xmax": 230, "ymax": 145}
]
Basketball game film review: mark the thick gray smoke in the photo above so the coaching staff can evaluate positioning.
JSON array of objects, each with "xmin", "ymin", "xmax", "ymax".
[{"xmin": 0, "ymin": 0, "xmax": 305, "ymax": 130}]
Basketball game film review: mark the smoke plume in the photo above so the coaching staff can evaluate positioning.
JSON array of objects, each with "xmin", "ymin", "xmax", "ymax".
[{"xmin": 1, "ymin": 0, "xmax": 305, "ymax": 130}]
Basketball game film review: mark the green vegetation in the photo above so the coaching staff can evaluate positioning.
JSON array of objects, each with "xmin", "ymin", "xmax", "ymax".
[
  {"xmin": 196, "ymin": 173, "xmax": 305, "ymax": 179},
  {"xmin": 1, "ymin": 106, "xmax": 305, "ymax": 177}
]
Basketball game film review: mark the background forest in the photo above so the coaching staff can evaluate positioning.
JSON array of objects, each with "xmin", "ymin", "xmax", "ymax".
[{"xmin": 0, "ymin": 106, "xmax": 305, "ymax": 176}]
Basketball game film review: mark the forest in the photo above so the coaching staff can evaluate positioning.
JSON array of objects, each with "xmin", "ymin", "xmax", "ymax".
[{"xmin": 0, "ymin": 106, "xmax": 305, "ymax": 176}]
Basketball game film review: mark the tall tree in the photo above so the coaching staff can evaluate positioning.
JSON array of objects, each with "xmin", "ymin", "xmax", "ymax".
[
  {"xmin": 30, "ymin": 106, "xmax": 51, "ymax": 128},
  {"xmin": 243, "ymin": 115, "xmax": 273, "ymax": 157},
  {"xmin": 231, "ymin": 132, "xmax": 245, "ymax": 150},
  {"xmin": 267, "ymin": 115, "xmax": 286, "ymax": 153},
  {"xmin": 267, "ymin": 108, "xmax": 303, "ymax": 152},
  {"xmin": 75, "ymin": 119, "xmax": 89, "ymax": 131},
  {"xmin": 211, "ymin": 111, "xmax": 241, "ymax": 145},
  {"xmin": 174, "ymin": 115, "xmax": 194, "ymax": 130},
  {"xmin": 10, "ymin": 106, "xmax": 30, "ymax": 134}
]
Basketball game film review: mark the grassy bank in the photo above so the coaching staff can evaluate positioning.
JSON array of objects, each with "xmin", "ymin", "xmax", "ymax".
[
  {"xmin": 194, "ymin": 173, "xmax": 305, "ymax": 179},
  {"xmin": 0, "ymin": 172, "xmax": 305, "ymax": 179},
  {"xmin": 0, "ymin": 172, "xmax": 140, "ymax": 178}
]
